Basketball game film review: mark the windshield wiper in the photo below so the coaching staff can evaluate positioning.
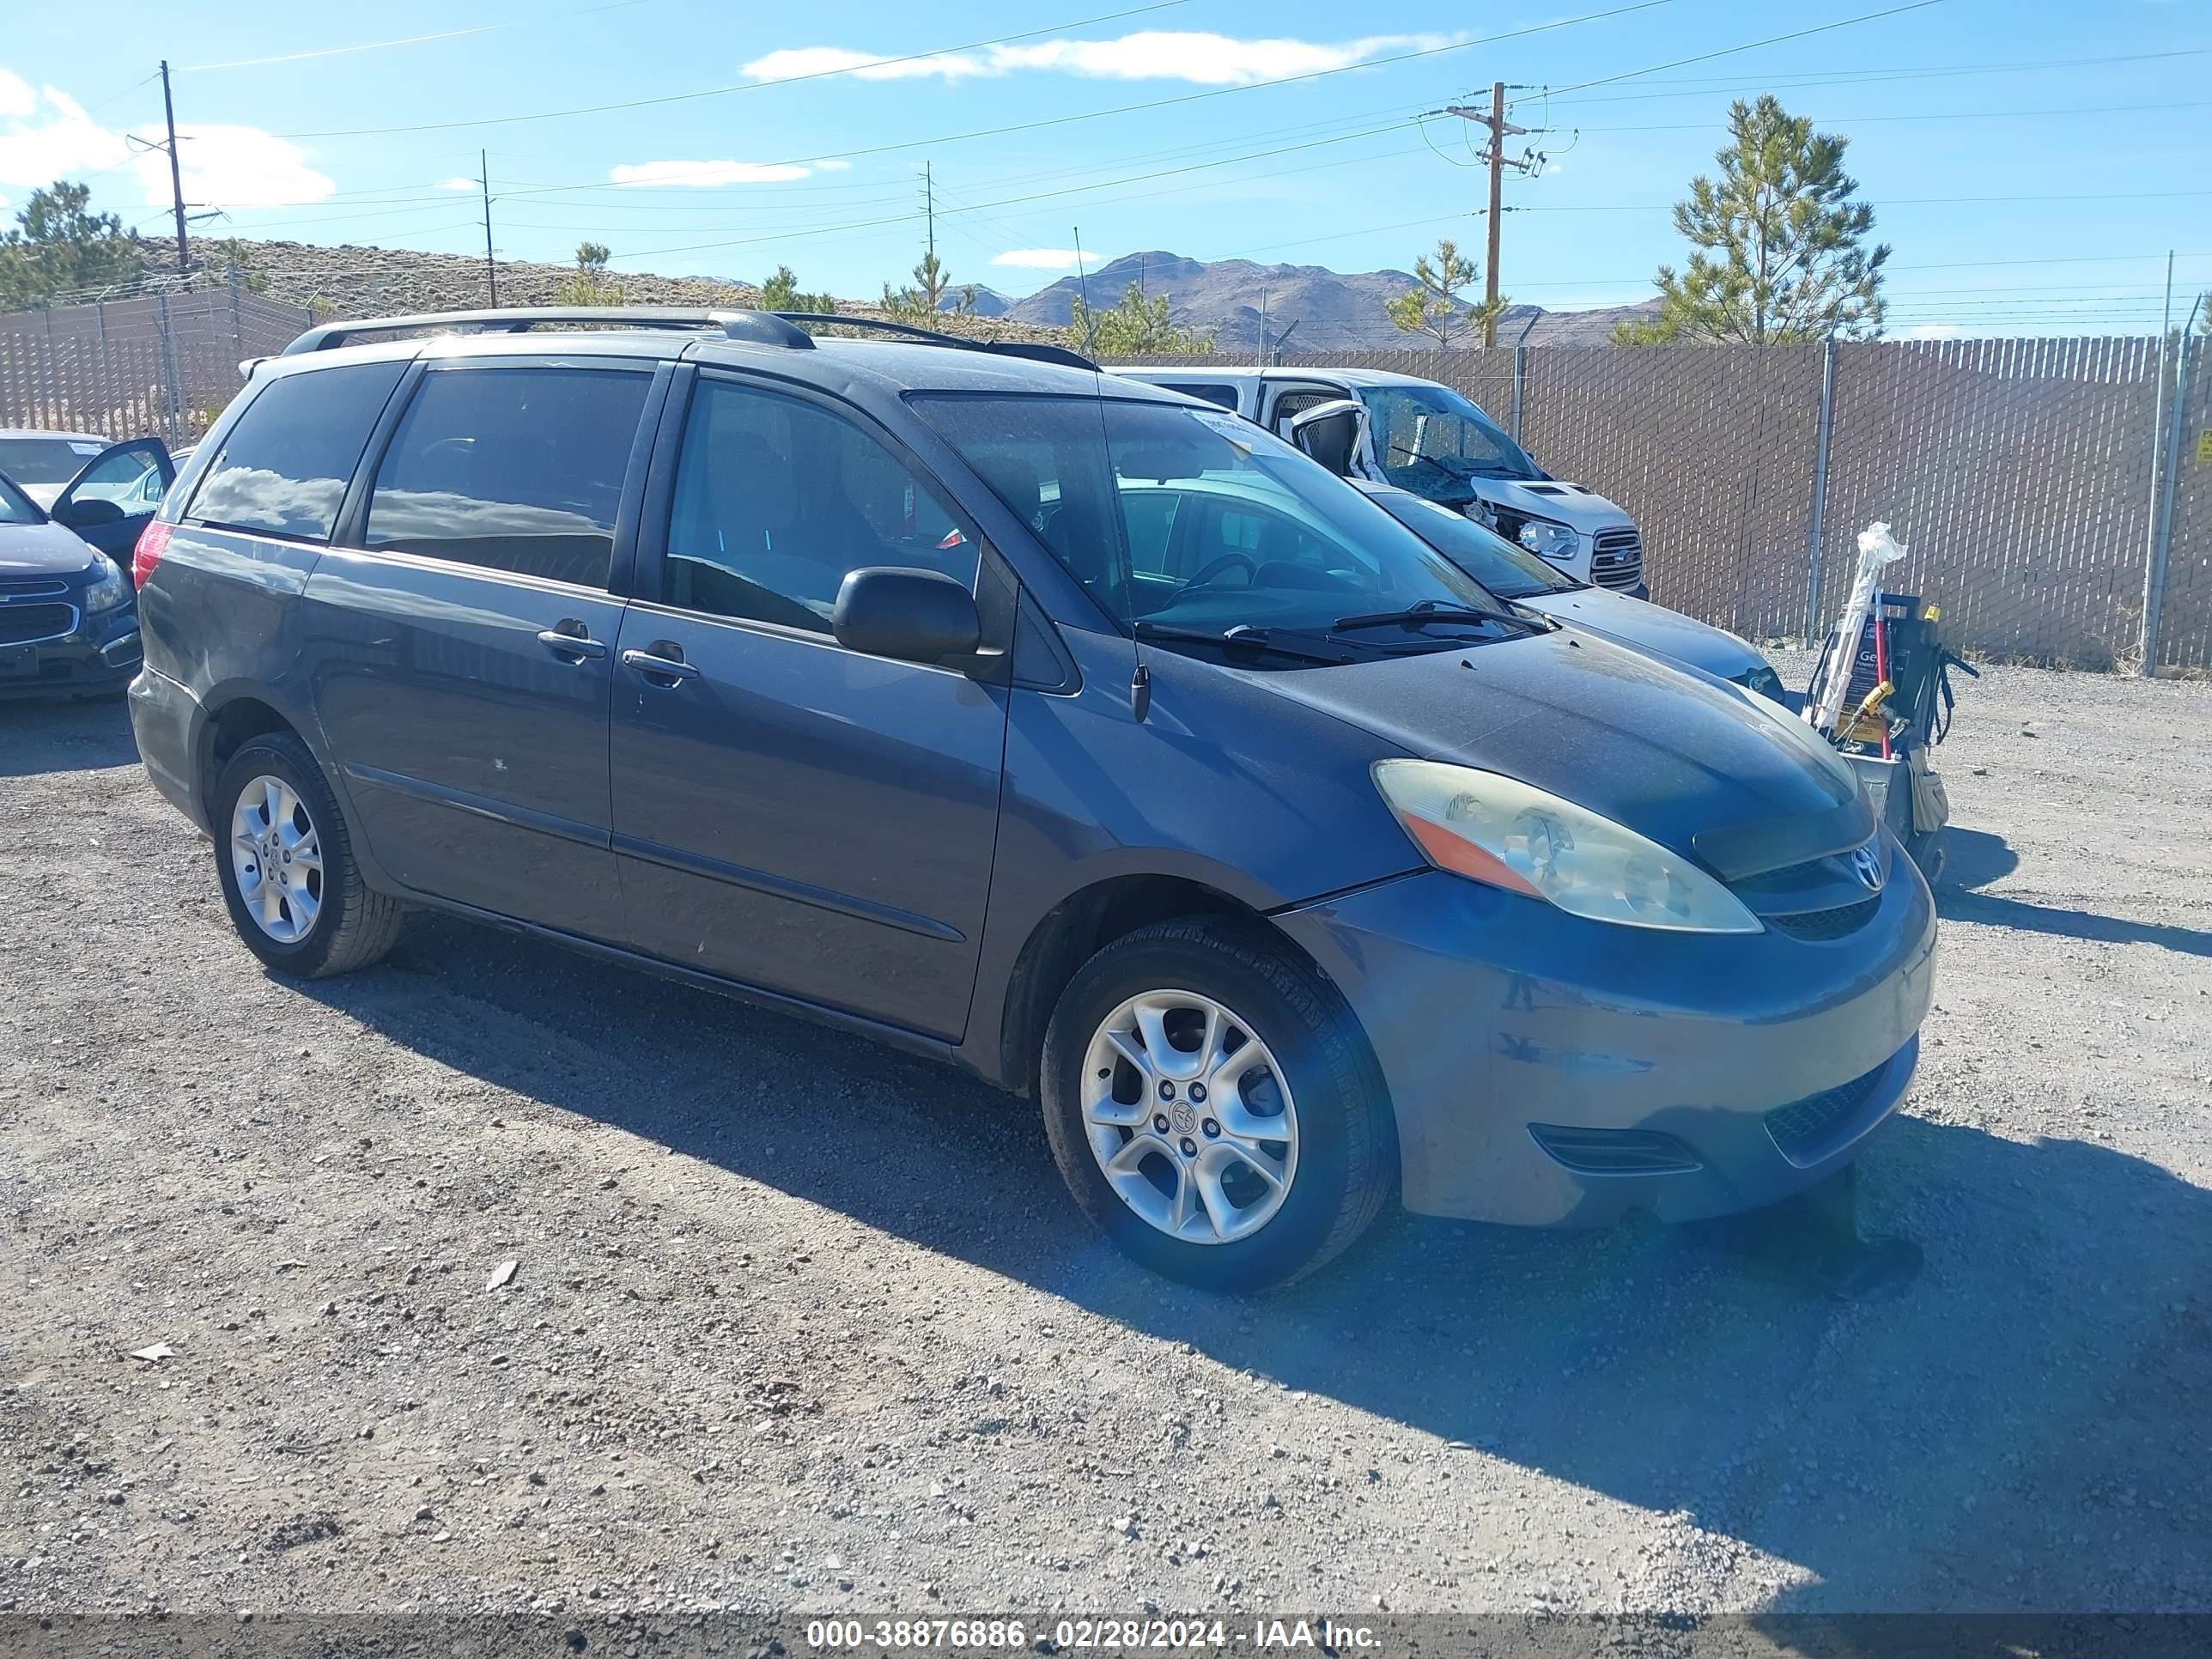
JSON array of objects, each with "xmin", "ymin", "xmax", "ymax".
[
  {"xmin": 1133, "ymin": 620, "xmax": 1354, "ymax": 665},
  {"xmin": 1332, "ymin": 600, "xmax": 1555, "ymax": 637}
]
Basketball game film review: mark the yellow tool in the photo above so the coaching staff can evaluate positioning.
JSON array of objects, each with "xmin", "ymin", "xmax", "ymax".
[{"xmin": 1843, "ymin": 678, "xmax": 1894, "ymax": 746}]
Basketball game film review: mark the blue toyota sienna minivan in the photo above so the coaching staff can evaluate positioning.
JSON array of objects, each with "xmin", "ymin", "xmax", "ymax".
[{"xmin": 129, "ymin": 307, "xmax": 1936, "ymax": 1291}]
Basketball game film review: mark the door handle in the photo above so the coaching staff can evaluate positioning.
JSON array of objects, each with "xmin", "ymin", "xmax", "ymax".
[
  {"xmin": 537, "ymin": 625, "xmax": 607, "ymax": 661},
  {"xmin": 622, "ymin": 647, "xmax": 700, "ymax": 684}
]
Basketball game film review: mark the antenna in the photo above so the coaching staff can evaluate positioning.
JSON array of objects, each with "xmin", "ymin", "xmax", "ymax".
[{"xmin": 1073, "ymin": 226, "xmax": 1099, "ymax": 355}]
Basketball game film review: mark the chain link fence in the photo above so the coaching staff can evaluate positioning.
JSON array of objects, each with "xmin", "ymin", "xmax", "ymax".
[
  {"xmin": 1115, "ymin": 337, "xmax": 2209, "ymax": 672},
  {"xmin": 0, "ymin": 277, "xmax": 313, "ymax": 447},
  {"xmin": 2, "ymin": 294, "xmax": 2203, "ymax": 671}
]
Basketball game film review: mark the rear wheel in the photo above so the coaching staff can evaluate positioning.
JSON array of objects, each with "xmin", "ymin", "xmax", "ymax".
[
  {"xmin": 1040, "ymin": 917, "xmax": 1395, "ymax": 1291},
  {"xmin": 212, "ymin": 732, "xmax": 404, "ymax": 978}
]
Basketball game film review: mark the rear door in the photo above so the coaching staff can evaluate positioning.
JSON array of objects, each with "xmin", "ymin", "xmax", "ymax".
[
  {"xmin": 607, "ymin": 368, "xmax": 1009, "ymax": 1040},
  {"xmin": 304, "ymin": 358, "xmax": 665, "ymax": 939},
  {"xmin": 50, "ymin": 438, "xmax": 172, "ymax": 562},
  {"xmin": 1260, "ymin": 382, "xmax": 1345, "ymax": 440}
]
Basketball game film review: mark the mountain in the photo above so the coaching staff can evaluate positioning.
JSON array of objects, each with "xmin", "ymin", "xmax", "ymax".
[{"xmin": 1004, "ymin": 250, "xmax": 1658, "ymax": 349}]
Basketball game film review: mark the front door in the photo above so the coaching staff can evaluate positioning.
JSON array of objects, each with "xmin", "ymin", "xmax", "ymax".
[
  {"xmin": 50, "ymin": 437, "xmax": 172, "ymax": 562},
  {"xmin": 304, "ymin": 361, "xmax": 659, "ymax": 939},
  {"xmin": 609, "ymin": 371, "xmax": 1008, "ymax": 1041}
]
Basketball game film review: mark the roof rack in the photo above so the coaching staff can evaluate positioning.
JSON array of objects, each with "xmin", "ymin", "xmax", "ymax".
[
  {"xmin": 279, "ymin": 307, "xmax": 815, "ymax": 356},
  {"xmin": 276, "ymin": 304, "xmax": 1100, "ymax": 374},
  {"xmin": 771, "ymin": 313, "xmax": 1097, "ymax": 371}
]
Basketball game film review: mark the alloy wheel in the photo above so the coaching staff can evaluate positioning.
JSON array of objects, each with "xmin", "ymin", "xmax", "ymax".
[
  {"xmin": 230, "ymin": 775, "xmax": 325, "ymax": 944},
  {"xmin": 1079, "ymin": 988, "xmax": 1299, "ymax": 1245}
]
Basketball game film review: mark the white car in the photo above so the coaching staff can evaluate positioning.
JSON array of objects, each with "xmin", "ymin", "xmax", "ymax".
[
  {"xmin": 1114, "ymin": 366, "xmax": 1648, "ymax": 596},
  {"xmin": 0, "ymin": 428, "xmax": 113, "ymax": 510}
]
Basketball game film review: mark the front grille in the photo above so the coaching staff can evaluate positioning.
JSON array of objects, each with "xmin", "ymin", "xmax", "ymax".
[
  {"xmin": 1528, "ymin": 1123, "xmax": 1703, "ymax": 1176},
  {"xmin": 1768, "ymin": 896, "xmax": 1880, "ymax": 941},
  {"xmin": 1764, "ymin": 1060, "xmax": 1889, "ymax": 1166},
  {"xmin": 1591, "ymin": 527, "xmax": 1644, "ymax": 590},
  {"xmin": 0, "ymin": 603, "xmax": 76, "ymax": 645},
  {"xmin": 0, "ymin": 577, "xmax": 70, "ymax": 598}
]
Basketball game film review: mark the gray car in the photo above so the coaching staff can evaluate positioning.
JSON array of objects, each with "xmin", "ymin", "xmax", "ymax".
[{"xmin": 130, "ymin": 307, "xmax": 1936, "ymax": 1291}]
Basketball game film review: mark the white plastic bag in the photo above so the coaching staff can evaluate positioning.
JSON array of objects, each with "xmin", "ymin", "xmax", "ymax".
[{"xmin": 1809, "ymin": 522, "xmax": 1907, "ymax": 735}]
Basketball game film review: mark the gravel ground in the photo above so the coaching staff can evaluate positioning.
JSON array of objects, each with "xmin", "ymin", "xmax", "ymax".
[{"xmin": 3, "ymin": 656, "xmax": 2209, "ymax": 1621}]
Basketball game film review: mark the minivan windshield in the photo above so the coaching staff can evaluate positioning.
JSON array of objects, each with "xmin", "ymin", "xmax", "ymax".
[
  {"xmin": 1357, "ymin": 384, "xmax": 1540, "ymax": 497},
  {"xmin": 915, "ymin": 394, "xmax": 1516, "ymax": 665},
  {"xmin": 1359, "ymin": 487, "xmax": 1580, "ymax": 600}
]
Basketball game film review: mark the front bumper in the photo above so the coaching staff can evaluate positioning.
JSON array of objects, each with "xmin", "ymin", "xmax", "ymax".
[
  {"xmin": 1275, "ymin": 842, "xmax": 1938, "ymax": 1226},
  {"xmin": 0, "ymin": 604, "xmax": 142, "ymax": 700}
]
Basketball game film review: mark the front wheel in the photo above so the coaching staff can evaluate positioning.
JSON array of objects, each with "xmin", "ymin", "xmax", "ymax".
[
  {"xmin": 211, "ymin": 732, "xmax": 404, "ymax": 978},
  {"xmin": 1040, "ymin": 918, "xmax": 1395, "ymax": 1291}
]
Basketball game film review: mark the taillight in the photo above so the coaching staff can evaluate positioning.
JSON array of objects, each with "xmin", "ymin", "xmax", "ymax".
[{"xmin": 131, "ymin": 520, "xmax": 173, "ymax": 589}]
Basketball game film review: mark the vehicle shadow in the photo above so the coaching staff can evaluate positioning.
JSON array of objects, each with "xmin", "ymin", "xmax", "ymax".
[
  {"xmin": 295, "ymin": 910, "xmax": 2212, "ymax": 1613},
  {"xmin": 1935, "ymin": 826, "xmax": 2212, "ymax": 958},
  {"xmin": 0, "ymin": 692, "xmax": 136, "ymax": 777}
]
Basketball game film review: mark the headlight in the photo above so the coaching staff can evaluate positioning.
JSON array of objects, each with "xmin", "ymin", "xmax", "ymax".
[
  {"xmin": 1516, "ymin": 518, "xmax": 1578, "ymax": 562},
  {"xmin": 82, "ymin": 556, "xmax": 131, "ymax": 614},
  {"xmin": 1372, "ymin": 759, "xmax": 1761, "ymax": 933}
]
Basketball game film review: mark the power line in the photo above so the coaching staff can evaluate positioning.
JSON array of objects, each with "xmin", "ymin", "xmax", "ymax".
[
  {"xmin": 1522, "ymin": 46, "xmax": 2211, "ymax": 108},
  {"xmin": 182, "ymin": 1, "xmax": 652, "ymax": 73},
  {"xmin": 1532, "ymin": 0, "xmax": 1946, "ymax": 100},
  {"xmin": 273, "ymin": 0, "xmax": 1196, "ymax": 137},
  {"xmin": 273, "ymin": 0, "xmax": 1668, "ymax": 142}
]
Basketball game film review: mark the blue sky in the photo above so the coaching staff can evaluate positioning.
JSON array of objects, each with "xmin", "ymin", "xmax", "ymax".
[{"xmin": 2, "ymin": 0, "xmax": 2206, "ymax": 335}]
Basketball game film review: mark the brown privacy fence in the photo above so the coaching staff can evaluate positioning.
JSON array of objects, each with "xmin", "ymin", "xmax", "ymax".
[
  {"xmin": 1115, "ymin": 337, "xmax": 2212, "ymax": 673},
  {"xmin": 0, "ymin": 283, "xmax": 313, "ymax": 449}
]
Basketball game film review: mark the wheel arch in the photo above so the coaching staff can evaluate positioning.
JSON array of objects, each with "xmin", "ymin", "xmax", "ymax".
[{"xmin": 993, "ymin": 870, "xmax": 1326, "ymax": 1102}]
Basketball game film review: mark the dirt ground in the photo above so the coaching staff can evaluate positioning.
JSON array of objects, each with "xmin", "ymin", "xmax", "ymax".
[{"xmin": 3, "ymin": 653, "xmax": 2208, "ymax": 1621}]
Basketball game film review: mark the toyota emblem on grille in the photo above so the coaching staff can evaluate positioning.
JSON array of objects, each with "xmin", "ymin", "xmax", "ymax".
[{"xmin": 1850, "ymin": 845, "xmax": 1883, "ymax": 892}]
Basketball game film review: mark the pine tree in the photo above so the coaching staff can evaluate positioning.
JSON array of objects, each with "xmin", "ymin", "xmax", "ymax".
[
  {"xmin": 1616, "ymin": 94, "xmax": 1888, "ymax": 345},
  {"xmin": 554, "ymin": 241, "xmax": 623, "ymax": 305},
  {"xmin": 0, "ymin": 181, "xmax": 144, "ymax": 307},
  {"xmin": 1383, "ymin": 239, "xmax": 1499, "ymax": 348},
  {"xmin": 1071, "ymin": 283, "xmax": 1216, "ymax": 355}
]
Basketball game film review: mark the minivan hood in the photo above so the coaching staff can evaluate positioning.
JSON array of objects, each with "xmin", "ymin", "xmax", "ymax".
[
  {"xmin": 1518, "ymin": 585, "xmax": 1765, "ymax": 681},
  {"xmin": 0, "ymin": 520, "xmax": 98, "ymax": 577},
  {"xmin": 1258, "ymin": 629, "xmax": 1869, "ymax": 880}
]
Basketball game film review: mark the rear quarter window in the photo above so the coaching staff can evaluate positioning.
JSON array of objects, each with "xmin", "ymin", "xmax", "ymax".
[
  {"xmin": 186, "ymin": 361, "xmax": 408, "ymax": 541},
  {"xmin": 1155, "ymin": 382, "xmax": 1240, "ymax": 411}
]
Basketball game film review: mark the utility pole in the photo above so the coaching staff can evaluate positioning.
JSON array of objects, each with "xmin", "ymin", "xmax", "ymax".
[
  {"xmin": 1439, "ymin": 83, "xmax": 1542, "ymax": 348},
  {"xmin": 921, "ymin": 161, "xmax": 935, "ymax": 264},
  {"xmin": 159, "ymin": 61, "xmax": 190, "ymax": 277},
  {"xmin": 479, "ymin": 150, "xmax": 498, "ymax": 306}
]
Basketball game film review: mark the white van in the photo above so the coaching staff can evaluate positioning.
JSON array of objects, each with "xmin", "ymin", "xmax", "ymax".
[{"xmin": 1115, "ymin": 366, "xmax": 1648, "ymax": 597}]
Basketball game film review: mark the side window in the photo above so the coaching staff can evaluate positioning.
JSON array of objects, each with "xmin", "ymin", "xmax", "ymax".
[
  {"xmin": 1158, "ymin": 382, "xmax": 1240, "ymax": 411},
  {"xmin": 187, "ymin": 362, "xmax": 407, "ymax": 540},
  {"xmin": 363, "ymin": 367, "xmax": 651, "ymax": 587},
  {"xmin": 1268, "ymin": 389, "xmax": 1337, "ymax": 438},
  {"xmin": 664, "ymin": 379, "xmax": 975, "ymax": 635}
]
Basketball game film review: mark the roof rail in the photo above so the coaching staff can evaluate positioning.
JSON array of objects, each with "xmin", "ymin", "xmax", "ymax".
[
  {"xmin": 772, "ymin": 313, "xmax": 1097, "ymax": 372},
  {"xmin": 279, "ymin": 307, "xmax": 815, "ymax": 356}
]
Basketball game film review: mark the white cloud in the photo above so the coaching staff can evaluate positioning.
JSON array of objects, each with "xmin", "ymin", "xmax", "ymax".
[
  {"xmin": 739, "ymin": 46, "xmax": 988, "ymax": 83},
  {"xmin": 0, "ymin": 73, "xmax": 331, "ymax": 210},
  {"xmin": 991, "ymin": 248, "xmax": 1094, "ymax": 270},
  {"xmin": 0, "ymin": 69, "xmax": 35, "ymax": 121},
  {"xmin": 139, "ymin": 123, "xmax": 333, "ymax": 209},
  {"xmin": 439, "ymin": 176, "xmax": 478, "ymax": 191},
  {"xmin": 0, "ymin": 82, "xmax": 129, "ymax": 185},
  {"xmin": 609, "ymin": 159, "xmax": 816, "ymax": 187},
  {"xmin": 991, "ymin": 31, "xmax": 1462, "ymax": 85},
  {"xmin": 742, "ymin": 30, "xmax": 1462, "ymax": 88},
  {"xmin": 1900, "ymin": 323, "xmax": 1967, "ymax": 341}
]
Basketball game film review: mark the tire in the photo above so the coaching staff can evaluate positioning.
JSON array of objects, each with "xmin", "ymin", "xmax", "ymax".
[
  {"xmin": 211, "ymin": 732, "xmax": 404, "ymax": 978},
  {"xmin": 1039, "ymin": 916, "xmax": 1395, "ymax": 1292}
]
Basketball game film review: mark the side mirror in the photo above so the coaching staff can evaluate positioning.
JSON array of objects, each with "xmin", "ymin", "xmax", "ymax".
[
  {"xmin": 833, "ymin": 566, "xmax": 981, "ymax": 665},
  {"xmin": 57, "ymin": 496, "xmax": 126, "ymax": 529},
  {"xmin": 1288, "ymin": 398, "xmax": 1364, "ymax": 477}
]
